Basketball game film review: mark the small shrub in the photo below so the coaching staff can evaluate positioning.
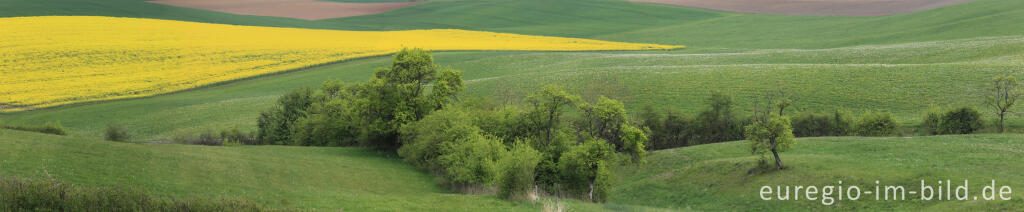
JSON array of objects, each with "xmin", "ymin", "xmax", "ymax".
[
  {"xmin": 105, "ymin": 124, "xmax": 131, "ymax": 142},
  {"xmin": 938, "ymin": 107, "xmax": 983, "ymax": 134},
  {"xmin": 221, "ymin": 127, "xmax": 257, "ymax": 145},
  {"xmin": 195, "ymin": 130, "xmax": 222, "ymax": 146},
  {"xmin": 856, "ymin": 111, "xmax": 899, "ymax": 136},
  {"xmin": 922, "ymin": 108, "xmax": 943, "ymax": 135}
]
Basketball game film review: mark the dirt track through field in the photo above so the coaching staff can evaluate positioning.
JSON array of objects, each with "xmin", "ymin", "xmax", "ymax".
[
  {"xmin": 627, "ymin": 0, "xmax": 976, "ymax": 16},
  {"xmin": 149, "ymin": 0, "xmax": 423, "ymax": 20}
]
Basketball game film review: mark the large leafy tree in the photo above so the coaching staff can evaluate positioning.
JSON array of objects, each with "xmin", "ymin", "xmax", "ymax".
[
  {"xmin": 363, "ymin": 48, "xmax": 464, "ymax": 149},
  {"xmin": 523, "ymin": 85, "xmax": 579, "ymax": 147}
]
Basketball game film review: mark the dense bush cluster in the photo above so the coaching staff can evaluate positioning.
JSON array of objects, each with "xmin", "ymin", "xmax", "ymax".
[
  {"xmin": 640, "ymin": 95, "xmax": 902, "ymax": 150},
  {"xmin": 791, "ymin": 110, "xmax": 853, "ymax": 137},
  {"xmin": 923, "ymin": 106, "xmax": 984, "ymax": 135},
  {"xmin": 638, "ymin": 93, "xmax": 745, "ymax": 150},
  {"xmin": 253, "ymin": 49, "xmax": 642, "ymax": 202},
  {"xmin": 256, "ymin": 48, "xmax": 463, "ymax": 148},
  {"xmin": 855, "ymin": 111, "xmax": 899, "ymax": 136},
  {"xmin": 398, "ymin": 86, "xmax": 646, "ymax": 202},
  {"xmin": 1, "ymin": 121, "xmax": 67, "ymax": 136},
  {"xmin": 0, "ymin": 177, "xmax": 271, "ymax": 212}
]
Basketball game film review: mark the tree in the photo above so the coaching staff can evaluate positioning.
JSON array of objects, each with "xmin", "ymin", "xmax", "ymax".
[
  {"xmin": 363, "ymin": 48, "xmax": 464, "ymax": 149},
  {"xmin": 984, "ymin": 75, "xmax": 1021, "ymax": 133},
  {"xmin": 558, "ymin": 139, "xmax": 615, "ymax": 202},
  {"xmin": 744, "ymin": 115, "xmax": 795, "ymax": 168},
  {"xmin": 576, "ymin": 96, "xmax": 627, "ymax": 148},
  {"xmin": 619, "ymin": 124, "xmax": 647, "ymax": 165},
  {"xmin": 524, "ymin": 85, "xmax": 580, "ymax": 147},
  {"xmin": 697, "ymin": 92, "xmax": 742, "ymax": 143}
]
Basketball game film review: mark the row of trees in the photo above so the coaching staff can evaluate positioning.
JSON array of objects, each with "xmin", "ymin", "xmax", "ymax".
[
  {"xmin": 255, "ymin": 49, "xmax": 646, "ymax": 202},
  {"xmin": 743, "ymin": 74, "xmax": 1021, "ymax": 169},
  {"xmin": 637, "ymin": 91, "xmax": 899, "ymax": 150}
]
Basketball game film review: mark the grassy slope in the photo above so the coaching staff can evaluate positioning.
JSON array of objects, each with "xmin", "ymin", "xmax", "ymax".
[
  {"xmin": 4, "ymin": 36, "xmax": 1023, "ymax": 140},
  {"xmin": 613, "ymin": 134, "xmax": 1024, "ymax": 211},
  {"xmin": 0, "ymin": 128, "xmax": 661, "ymax": 211}
]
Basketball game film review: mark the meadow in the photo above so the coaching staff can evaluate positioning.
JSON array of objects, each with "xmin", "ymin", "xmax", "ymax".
[
  {"xmin": 3, "ymin": 128, "xmax": 1022, "ymax": 211},
  {"xmin": 0, "ymin": 16, "xmax": 676, "ymax": 111},
  {"xmin": 0, "ymin": 128, "xmax": 672, "ymax": 211}
]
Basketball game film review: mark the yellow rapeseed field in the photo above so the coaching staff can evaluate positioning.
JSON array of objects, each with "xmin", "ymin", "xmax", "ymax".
[{"xmin": 0, "ymin": 16, "xmax": 681, "ymax": 111}]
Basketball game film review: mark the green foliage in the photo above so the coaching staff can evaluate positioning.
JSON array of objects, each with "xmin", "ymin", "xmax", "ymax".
[
  {"xmin": 437, "ymin": 133, "xmax": 506, "ymax": 188},
  {"xmin": 290, "ymin": 81, "xmax": 362, "ymax": 146},
  {"xmin": 472, "ymin": 106, "xmax": 531, "ymax": 145},
  {"xmin": 399, "ymin": 107, "xmax": 505, "ymax": 188},
  {"xmin": 926, "ymin": 107, "xmax": 984, "ymax": 135},
  {"xmin": 559, "ymin": 139, "xmax": 616, "ymax": 202},
  {"xmin": 618, "ymin": 124, "xmax": 647, "ymax": 165},
  {"xmin": 791, "ymin": 109, "xmax": 852, "ymax": 137},
  {"xmin": 104, "ymin": 124, "xmax": 131, "ymax": 142},
  {"xmin": 220, "ymin": 126, "xmax": 256, "ymax": 145},
  {"xmin": 254, "ymin": 49, "xmax": 463, "ymax": 148},
  {"xmin": 923, "ymin": 107, "xmax": 943, "ymax": 135},
  {"xmin": 576, "ymin": 96, "xmax": 628, "ymax": 147},
  {"xmin": 856, "ymin": 111, "xmax": 899, "ymax": 136},
  {"xmin": 0, "ymin": 177, "xmax": 267, "ymax": 211},
  {"xmin": 696, "ymin": 92, "xmax": 744, "ymax": 144},
  {"xmin": 1, "ymin": 121, "xmax": 67, "ymax": 136},
  {"xmin": 637, "ymin": 107, "xmax": 697, "ymax": 150},
  {"xmin": 256, "ymin": 87, "xmax": 313, "ymax": 145},
  {"xmin": 498, "ymin": 140, "xmax": 543, "ymax": 200},
  {"xmin": 744, "ymin": 115, "xmax": 795, "ymax": 168},
  {"xmin": 524, "ymin": 85, "xmax": 580, "ymax": 146}
]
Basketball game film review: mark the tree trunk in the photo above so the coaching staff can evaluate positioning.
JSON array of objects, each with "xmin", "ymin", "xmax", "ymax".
[
  {"xmin": 588, "ymin": 182, "xmax": 594, "ymax": 201},
  {"xmin": 771, "ymin": 148, "xmax": 784, "ymax": 169},
  {"xmin": 999, "ymin": 112, "xmax": 1006, "ymax": 133}
]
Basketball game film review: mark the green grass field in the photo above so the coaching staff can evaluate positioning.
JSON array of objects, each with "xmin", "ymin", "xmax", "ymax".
[
  {"xmin": 614, "ymin": 134, "xmax": 1024, "ymax": 211},
  {"xmin": 1, "ymin": 128, "xmax": 667, "ymax": 211},
  {"xmin": 3, "ymin": 0, "xmax": 1024, "ymax": 210},
  {"xmin": 4, "ymin": 128, "xmax": 1022, "ymax": 211}
]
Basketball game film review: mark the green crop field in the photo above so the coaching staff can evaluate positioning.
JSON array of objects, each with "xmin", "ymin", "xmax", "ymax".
[{"xmin": 2, "ymin": 0, "xmax": 1024, "ymax": 210}]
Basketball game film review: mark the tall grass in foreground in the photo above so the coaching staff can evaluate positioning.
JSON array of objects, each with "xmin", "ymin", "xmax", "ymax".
[{"xmin": 0, "ymin": 177, "xmax": 272, "ymax": 212}]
